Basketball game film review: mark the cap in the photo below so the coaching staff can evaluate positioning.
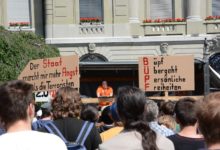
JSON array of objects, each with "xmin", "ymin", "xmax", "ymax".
[{"xmin": 40, "ymin": 102, "xmax": 52, "ymax": 111}]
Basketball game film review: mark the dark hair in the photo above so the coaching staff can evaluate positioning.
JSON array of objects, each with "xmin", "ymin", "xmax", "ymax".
[
  {"xmin": 40, "ymin": 102, "xmax": 52, "ymax": 119},
  {"xmin": 99, "ymin": 106, "xmax": 113, "ymax": 125},
  {"xmin": 196, "ymin": 92, "xmax": 220, "ymax": 146},
  {"xmin": 160, "ymin": 101, "xmax": 176, "ymax": 116},
  {"xmin": 0, "ymin": 80, "xmax": 33, "ymax": 127},
  {"xmin": 174, "ymin": 97, "xmax": 197, "ymax": 127},
  {"xmin": 110, "ymin": 102, "xmax": 120, "ymax": 122},
  {"xmin": 80, "ymin": 104, "xmax": 99, "ymax": 122},
  {"xmin": 116, "ymin": 86, "xmax": 158, "ymax": 150},
  {"xmin": 52, "ymin": 86, "xmax": 81, "ymax": 119}
]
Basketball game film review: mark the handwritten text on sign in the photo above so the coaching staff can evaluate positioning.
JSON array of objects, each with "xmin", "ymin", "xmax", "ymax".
[
  {"xmin": 139, "ymin": 55, "xmax": 194, "ymax": 91},
  {"xmin": 18, "ymin": 55, "xmax": 79, "ymax": 92}
]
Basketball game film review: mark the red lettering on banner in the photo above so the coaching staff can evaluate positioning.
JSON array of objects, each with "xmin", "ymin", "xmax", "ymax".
[
  {"xmin": 145, "ymin": 83, "xmax": 150, "ymax": 90},
  {"xmin": 145, "ymin": 75, "xmax": 150, "ymax": 82},
  {"xmin": 62, "ymin": 67, "xmax": 79, "ymax": 79},
  {"xmin": 143, "ymin": 57, "xmax": 148, "ymax": 65},
  {"xmin": 144, "ymin": 66, "xmax": 149, "ymax": 74},
  {"xmin": 43, "ymin": 58, "xmax": 62, "ymax": 68},
  {"xmin": 143, "ymin": 57, "xmax": 150, "ymax": 90}
]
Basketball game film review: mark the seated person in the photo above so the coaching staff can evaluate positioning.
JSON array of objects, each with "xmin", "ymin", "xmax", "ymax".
[
  {"xmin": 32, "ymin": 102, "xmax": 53, "ymax": 130},
  {"xmin": 98, "ymin": 106, "xmax": 114, "ymax": 133},
  {"xmin": 100, "ymin": 102, "xmax": 123, "ymax": 142},
  {"xmin": 145, "ymin": 100, "xmax": 175, "ymax": 137},
  {"xmin": 168, "ymin": 97, "xmax": 205, "ymax": 150},
  {"xmin": 96, "ymin": 81, "xmax": 113, "ymax": 97},
  {"xmin": 80, "ymin": 104, "xmax": 99, "ymax": 122},
  {"xmin": 158, "ymin": 115, "xmax": 176, "ymax": 131}
]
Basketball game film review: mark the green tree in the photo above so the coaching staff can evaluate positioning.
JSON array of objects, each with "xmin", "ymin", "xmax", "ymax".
[{"xmin": 0, "ymin": 26, "xmax": 60, "ymax": 83}]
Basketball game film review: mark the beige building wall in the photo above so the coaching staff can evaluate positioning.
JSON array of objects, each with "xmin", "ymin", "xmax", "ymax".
[
  {"xmin": 0, "ymin": 0, "xmax": 7, "ymax": 27},
  {"xmin": 1, "ymin": 0, "xmax": 219, "ymax": 62},
  {"xmin": 44, "ymin": 0, "xmax": 220, "ymax": 62}
]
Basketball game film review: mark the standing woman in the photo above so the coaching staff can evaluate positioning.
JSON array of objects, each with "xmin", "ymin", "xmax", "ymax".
[{"xmin": 99, "ymin": 86, "xmax": 174, "ymax": 150}]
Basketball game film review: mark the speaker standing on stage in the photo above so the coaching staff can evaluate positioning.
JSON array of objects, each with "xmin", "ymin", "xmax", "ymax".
[{"xmin": 96, "ymin": 81, "xmax": 113, "ymax": 97}]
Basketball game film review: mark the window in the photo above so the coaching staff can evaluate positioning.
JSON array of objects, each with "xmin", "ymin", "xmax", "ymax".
[
  {"xmin": 212, "ymin": 0, "xmax": 220, "ymax": 16},
  {"xmin": 150, "ymin": 0, "xmax": 173, "ymax": 19},
  {"xmin": 80, "ymin": 0, "xmax": 103, "ymax": 22},
  {"xmin": 7, "ymin": 0, "xmax": 31, "ymax": 27}
]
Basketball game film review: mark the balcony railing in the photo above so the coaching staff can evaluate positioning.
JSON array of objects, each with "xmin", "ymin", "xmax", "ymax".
[
  {"xmin": 142, "ymin": 22, "xmax": 186, "ymax": 36},
  {"xmin": 204, "ymin": 20, "xmax": 220, "ymax": 34},
  {"xmin": 8, "ymin": 22, "xmax": 33, "ymax": 32},
  {"xmin": 79, "ymin": 23, "xmax": 104, "ymax": 35}
]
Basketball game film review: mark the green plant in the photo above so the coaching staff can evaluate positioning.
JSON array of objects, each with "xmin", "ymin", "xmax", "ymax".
[{"xmin": 0, "ymin": 27, "xmax": 60, "ymax": 83}]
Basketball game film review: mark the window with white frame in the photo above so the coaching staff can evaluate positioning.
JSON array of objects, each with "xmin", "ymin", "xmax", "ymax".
[
  {"xmin": 80, "ymin": 0, "xmax": 103, "ymax": 23},
  {"xmin": 150, "ymin": 0, "xmax": 173, "ymax": 19},
  {"xmin": 212, "ymin": 0, "xmax": 220, "ymax": 16},
  {"xmin": 7, "ymin": 0, "xmax": 31, "ymax": 28}
]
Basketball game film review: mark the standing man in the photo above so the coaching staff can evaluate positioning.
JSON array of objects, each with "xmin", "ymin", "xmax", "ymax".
[
  {"xmin": 168, "ymin": 97, "xmax": 205, "ymax": 150},
  {"xmin": 0, "ymin": 80, "xmax": 67, "ymax": 150},
  {"xmin": 96, "ymin": 81, "xmax": 113, "ymax": 97}
]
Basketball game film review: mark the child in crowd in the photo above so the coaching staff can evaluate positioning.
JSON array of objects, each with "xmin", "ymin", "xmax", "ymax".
[{"xmin": 158, "ymin": 115, "xmax": 176, "ymax": 131}]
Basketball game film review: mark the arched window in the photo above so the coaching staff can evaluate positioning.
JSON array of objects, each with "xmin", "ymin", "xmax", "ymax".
[
  {"xmin": 150, "ymin": 0, "xmax": 173, "ymax": 19},
  {"xmin": 80, "ymin": 0, "xmax": 103, "ymax": 22},
  {"xmin": 212, "ymin": 0, "xmax": 220, "ymax": 16}
]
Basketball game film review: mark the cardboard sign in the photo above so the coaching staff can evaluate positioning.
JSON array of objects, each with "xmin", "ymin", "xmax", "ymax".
[
  {"xmin": 35, "ymin": 90, "xmax": 56, "ymax": 102},
  {"xmin": 18, "ymin": 55, "xmax": 79, "ymax": 92},
  {"xmin": 139, "ymin": 55, "xmax": 194, "ymax": 91}
]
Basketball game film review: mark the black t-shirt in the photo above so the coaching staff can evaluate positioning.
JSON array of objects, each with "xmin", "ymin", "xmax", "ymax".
[
  {"xmin": 168, "ymin": 134, "xmax": 205, "ymax": 150},
  {"xmin": 40, "ymin": 117, "xmax": 102, "ymax": 150}
]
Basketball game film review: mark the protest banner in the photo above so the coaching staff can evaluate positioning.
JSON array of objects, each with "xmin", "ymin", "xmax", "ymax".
[
  {"xmin": 18, "ymin": 55, "xmax": 79, "ymax": 92},
  {"xmin": 139, "ymin": 55, "xmax": 194, "ymax": 91}
]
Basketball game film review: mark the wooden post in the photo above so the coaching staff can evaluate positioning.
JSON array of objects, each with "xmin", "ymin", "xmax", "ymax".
[{"xmin": 164, "ymin": 91, "xmax": 169, "ymax": 101}]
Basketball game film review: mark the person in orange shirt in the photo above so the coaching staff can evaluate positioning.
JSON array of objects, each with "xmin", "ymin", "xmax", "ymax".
[{"xmin": 96, "ymin": 81, "xmax": 113, "ymax": 97}]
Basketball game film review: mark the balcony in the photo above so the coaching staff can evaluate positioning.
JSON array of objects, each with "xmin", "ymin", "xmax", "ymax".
[
  {"xmin": 7, "ymin": 22, "xmax": 33, "ymax": 32},
  {"xmin": 204, "ymin": 20, "xmax": 220, "ymax": 34},
  {"xmin": 79, "ymin": 23, "xmax": 104, "ymax": 35},
  {"xmin": 142, "ymin": 22, "xmax": 186, "ymax": 36}
]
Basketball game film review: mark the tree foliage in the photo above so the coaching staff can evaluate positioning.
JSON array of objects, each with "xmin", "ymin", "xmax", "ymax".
[{"xmin": 0, "ymin": 27, "xmax": 60, "ymax": 83}]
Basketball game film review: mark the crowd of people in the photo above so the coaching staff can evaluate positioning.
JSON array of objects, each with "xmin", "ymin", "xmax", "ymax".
[{"xmin": 0, "ymin": 80, "xmax": 220, "ymax": 150}]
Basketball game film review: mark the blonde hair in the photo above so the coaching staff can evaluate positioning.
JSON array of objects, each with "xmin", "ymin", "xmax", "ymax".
[{"xmin": 158, "ymin": 115, "xmax": 176, "ymax": 131}]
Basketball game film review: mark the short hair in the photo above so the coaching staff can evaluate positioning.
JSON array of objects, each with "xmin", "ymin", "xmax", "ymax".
[
  {"xmin": 144, "ymin": 100, "xmax": 159, "ymax": 122},
  {"xmin": 197, "ymin": 92, "xmax": 220, "ymax": 146},
  {"xmin": 174, "ymin": 97, "xmax": 197, "ymax": 127},
  {"xmin": 99, "ymin": 106, "xmax": 113, "ymax": 125},
  {"xmin": 0, "ymin": 80, "xmax": 33, "ymax": 126},
  {"xmin": 52, "ymin": 86, "xmax": 81, "ymax": 119},
  {"xmin": 80, "ymin": 104, "xmax": 99, "ymax": 122},
  {"xmin": 160, "ymin": 101, "xmax": 176, "ymax": 116}
]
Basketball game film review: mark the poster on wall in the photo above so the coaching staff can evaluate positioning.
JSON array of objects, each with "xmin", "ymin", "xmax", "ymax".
[
  {"xmin": 18, "ymin": 55, "xmax": 79, "ymax": 92},
  {"xmin": 139, "ymin": 55, "xmax": 194, "ymax": 91}
]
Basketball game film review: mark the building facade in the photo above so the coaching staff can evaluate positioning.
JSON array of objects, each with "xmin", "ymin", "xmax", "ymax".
[{"xmin": 1, "ymin": 0, "xmax": 220, "ymax": 96}]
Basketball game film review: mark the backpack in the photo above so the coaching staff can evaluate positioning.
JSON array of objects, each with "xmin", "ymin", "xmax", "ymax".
[
  {"xmin": 44, "ymin": 121, "xmax": 94, "ymax": 150},
  {"xmin": 32, "ymin": 120, "xmax": 52, "ymax": 130}
]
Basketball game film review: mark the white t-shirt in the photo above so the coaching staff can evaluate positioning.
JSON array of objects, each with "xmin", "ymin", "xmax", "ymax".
[{"xmin": 0, "ymin": 130, "xmax": 67, "ymax": 150}]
